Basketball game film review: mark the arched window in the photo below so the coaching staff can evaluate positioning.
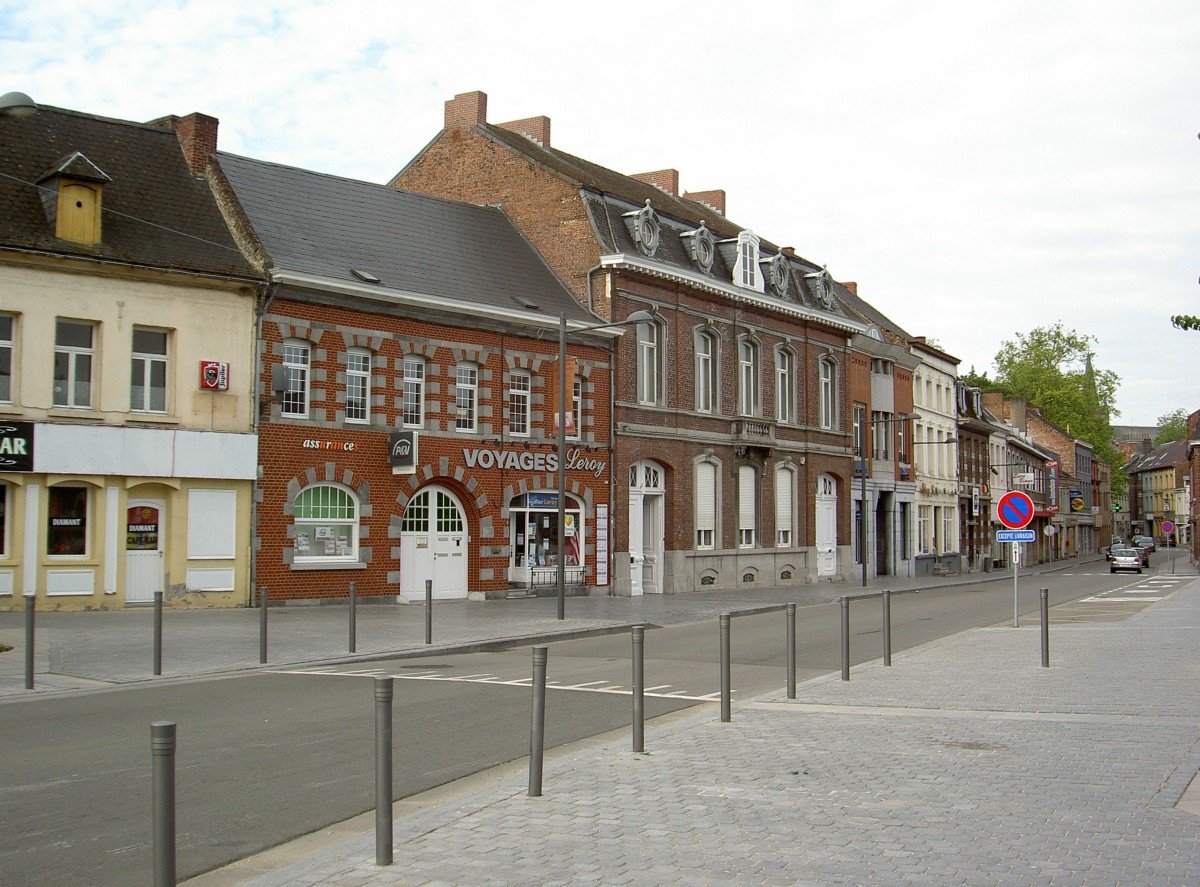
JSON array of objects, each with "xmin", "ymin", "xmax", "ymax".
[
  {"xmin": 775, "ymin": 347, "xmax": 795, "ymax": 424},
  {"xmin": 738, "ymin": 338, "xmax": 760, "ymax": 417},
  {"xmin": 694, "ymin": 459, "xmax": 719, "ymax": 549},
  {"xmin": 694, "ymin": 328, "xmax": 718, "ymax": 414},
  {"xmin": 636, "ymin": 318, "xmax": 664, "ymax": 406},
  {"xmin": 293, "ymin": 484, "xmax": 359, "ymax": 564}
]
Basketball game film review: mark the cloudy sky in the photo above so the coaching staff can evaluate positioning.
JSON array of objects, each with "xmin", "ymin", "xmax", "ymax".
[{"xmin": 3, "ymin": 0, "xmax": 1196, "ymax": 427}]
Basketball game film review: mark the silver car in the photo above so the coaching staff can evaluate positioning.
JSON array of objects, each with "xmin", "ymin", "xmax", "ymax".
[{"xmin": 1109, "ymin": 547, "xmax": 1143, "ymax": 574}]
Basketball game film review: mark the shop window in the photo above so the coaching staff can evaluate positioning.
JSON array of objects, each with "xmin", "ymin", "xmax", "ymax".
[
  {"xmin": 48, "ymin": 485, "xmax": 88, "ymax": 556},
  {"xmin": 345, "ymin": 348, "xmax": 370, "ymax": 423},
  {"xmin": 131, "ymin": 326, "xmax": 169, "ymax": 413},
  {"xmin": 510, "ymin": 492, "xmax": 583, "ymax": 569},
  {"xmin": 53, "ymin": 319, "xmax": 94, "ymax": 408},
  {"xmin": 282, "ymin": 339, "xmax": 310, "ymax": 418},
  {"xmin": 402, "ymin": 356, "xmax": 425, "ymax": 428},
  {"xmin": 292, "ymin": 484, "xmax": 359, "ymax": 563}
]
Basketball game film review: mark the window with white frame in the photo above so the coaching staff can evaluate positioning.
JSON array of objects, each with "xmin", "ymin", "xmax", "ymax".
[
  {"xmin": 941, "ymin": 506, "xmax": 955, "ymax": 554},
  {"xmin": 292, "ymin": 484, "xmax": 359, "ymax": 563},
  {"xmin": 738, "ymin": 338, "xmax": 760, "ymax": 417},
  {"xmin": 53, "ymin": 319, "xmax": 95, "ymax": 408},
  {"xmin": 345, "ymin": 348, "xmax": 371, "ymax": 423},
  {"xmin": 853, "ymin": 404, "xmax": 865, "ymax": 456},
  {"xmin": 695, "ymin": 329, "xmax": 717, "ymax": 414},
  {"xmin": 48, "ymin": 485, "xmax": 89, "ymax": 556},
  {"xmin": 281, "ymin": 339, "xmax": 310, "ymax": 418},
  {"xmin": 569, "ymin": 375, "xmax": 583, "ymax": 441},
  {"xmin": 872, "ymin": 411, "xmax": 891, "ymax": 460},
  {"xmin": 775, "ymin": 348, "xmax": 794, "ymax": 424},
  {"xmin": 507, "ymin": 370, "xmax": 530, "ymax": 436},
  {"xmin": 735, "ymin": 232, "xmax": 761, "ymax": 290},
  {"xmin": 917, "ymin": 505, "xmax": 932, "ymax": 555},
  {"xmin": 130, "ymin": 327, "xmax": 169, "ymax": 413},
  {"xmin": 455, "ymin": 364, "xmax": 478, "ymax": 432},
  {"xmin": 775, "ymin": 464, "xmax": 794, "ymax": 546},
  {"xmin": 695, "ymin": 460, "xmax": 717, "ymax": 549},
  {"xmin": 401, "ymin": 356, "xmax": 425, "ymax": 428},
  {"xmin": 818, "ymin": 357, "xmax": 836, "ymax": 429},
  {"xmin": 737, "ymin": 465, "xmax": 756, "ymax": 548},
  {"xmin": 636, "ymin": 319, "xmax": 661, "ymax": 405},
  {"xmin": 0, "ymin": 314, "xmax": 13, "ymax": 403}
]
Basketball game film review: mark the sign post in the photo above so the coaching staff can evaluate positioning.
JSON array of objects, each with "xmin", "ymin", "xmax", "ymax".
[
  {"xmin": 997, "ymin": 491, "xmax": 1035, "ymax": 627},
  {"xmin": 1162, "ymin": 520, "xmax": 1176, "ymax": 573}
]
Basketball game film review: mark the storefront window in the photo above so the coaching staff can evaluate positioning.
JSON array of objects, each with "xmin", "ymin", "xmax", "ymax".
[
  {"xmin": 48, "ymin": 486, "xmax": 88, "ymax": 555},
  {"xmin": 510, "ymin": 493, "xmax": 582, "ymax": 569},
  {"xmin": 0, "ymin": 484, "xmax": 7, "ymax": 555},
  {"xmin": 293, "ymin": 484, "xmax": 358, "ymax": 563}
]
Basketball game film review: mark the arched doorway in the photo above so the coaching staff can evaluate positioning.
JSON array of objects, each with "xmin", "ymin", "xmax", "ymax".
[
  {"xmin": 628, "ymin": 460, "xmax": 665, "ymax": 595},
  {"xmin": 398, "ymin": 486, "xmax": 468, "ymax": 600},
  {"xmin": 816, "ymin": 474, "xmax": 838, "ymax": 578}
]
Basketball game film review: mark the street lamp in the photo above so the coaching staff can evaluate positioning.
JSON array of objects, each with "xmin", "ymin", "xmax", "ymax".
[
  {"xmin": 0, "ymin": 91, "xmax": 38, "ymax": 117},
  {"xmin": 556, "ymin": 309, "xmax": 655, "ymax": 619},
  {"xmin": 860, "ymin": 412, "xmax": 920, "ymax": 587}
]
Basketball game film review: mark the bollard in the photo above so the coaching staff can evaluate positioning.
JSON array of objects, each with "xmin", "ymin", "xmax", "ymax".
[
  {"xmin": 882, "ymin": 588, "xmax": 892, "ymax": 667},
  {"xmin": 425, "ymin": 579, "xmax": 433, "ymax": 645},
  {"xmin": 528, "ymin": 647, "xmax": 548, "ymax": 796},
  {"xmin": 840, "ymin": 597, "xmax": 850, "ymax": 681},
  {"xmin": 632, "ymin": 625, "xmax": 645, "ymax": 752},
  {"xmin": 151, "ymin": 721, "xmax": 176, "ymax": 887},
  {"xmin": 258, "ymin": 586, "xmax": 269, "ymax": 664},
  {"xmin": 719, "ymin": 613, "xmax": 731, "ymax": 723},
  {"xmin": 24, "ymin": 595, "xmax": 35, "ymax": 690},
  {"xmin": 1040, "ymin": 587, "xmax": 1050, "ymax": 668},
  {"xmin": 374, "ymin": 676, "xmax": 393, "ymax": 866},
  {"xmin": 348, "ymin": 581, "xmax": 357, "ymax": 654},
  {"xmin": 153, "ymin": 591, "xmax": 163, "ymax": 676},
  {"xmin": 786, "ymin": 603, "xmax": 797, "ymax": 699}
]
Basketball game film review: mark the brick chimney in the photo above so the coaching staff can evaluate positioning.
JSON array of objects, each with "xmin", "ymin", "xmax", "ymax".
[
  {"xmin": 683, "ymin": 189, "xmax": 726, "ymax": 215},
  {"xmin": 445, "ymin": 90, "xmax": 488, "ymax": 128},
  {"xmin": 631, "ymin": 169, "xmax": 679, "ymax": 197},
  {"xmin": 781, "ymin": 247, "xmax": 796, "ymax": 256},
  {"xmin": 149, "ymin": 112, "xmax": 218, "ymax": 176},
  {"xmin": 499, "ymin": 115, "xmax": 551, "ymax": 147},
  {"xmin": 842, "ymin": 281, "xmax": 858, "ymax": 295}
]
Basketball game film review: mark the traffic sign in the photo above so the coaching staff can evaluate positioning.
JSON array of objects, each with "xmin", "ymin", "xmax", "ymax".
[
  {"xmin": 1161, "ymin": 519, "xmax": 1175, "ymax": 535},
  {"xmin": 996, "ymin": 529, "xmax": 1036, "ymax": 542},
  {"xmin": 997, "ymin": 490, "xmax": 1035, "ymax": 529}
]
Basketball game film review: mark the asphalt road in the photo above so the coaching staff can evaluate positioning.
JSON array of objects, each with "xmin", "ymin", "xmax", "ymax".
[{"xmin": 0, "ymin": 564, "xmax": 1166, "ymax": 886}]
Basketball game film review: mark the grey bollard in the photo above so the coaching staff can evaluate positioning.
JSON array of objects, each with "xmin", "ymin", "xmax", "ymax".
[
  {"xmin": 882, "ymin": 588, "xmax": 892, "ymax": 667},
  {"xmin": 425, "ymin": 579, "xmax": 433, "ymax": 645},
  {"xmin": 529, "ymin": 647, "xmax": 548, "ymax": 796},
  {"xmin": 719, "ymin": 613, "xmax": 731, "ymax": 722},
  {"xmin": 632, "ymin": 625, "xmax": 645, "ymax": 752},
  {"xmin": 374, "ymin": 676, "xmax": 393, "ymax": 866},
  {"xmin": 1040, "ymin": 587, "xmax": 1050, "ymax": 668},
  {"xmin": 348, "ymin": 581, "xmax": 357, "ymax": 653},
  {"xmin": 258, "ymin": 586, "xmax": 268, "ymax": 664},
  {"xmin": 151, "ymin": 721, "xmax": 176, "ymax": 887},
  {"xmin": 153, "ymin": 591, "xmax": 163, "ymax": 676},
  {"xmin": 24, "ymin": 595, "xmax": 34, "ymax": 690},
  {"xmin": 786, "ymin": 603, "xmax": 797, "ymax": 699},
  {"xmin": 840, "ymin": 597, "xmax": 850, "ymax": 681}
]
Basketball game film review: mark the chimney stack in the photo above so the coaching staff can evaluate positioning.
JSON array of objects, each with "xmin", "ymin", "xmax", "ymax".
[
  {"xmin": 842, "ymin": 281, "xmax": 858, "ymax": 295},
  {"xmin": 445, "ymin": 90, "xmax": 488, "ymax": 128},
  {"xmin": 499, "ymin": 115, "xmax": 551, "ymax": 147},
  {"xmin": 683, "ymin": 189, "xmax": 726, "ymax": 215},
  {"xmin": 149, "ymin": 112, "xmax": 218, "ymax": 176},
  {"xmin": 631, "ymin": 169, "xmax": 679, "ymax": 197}
]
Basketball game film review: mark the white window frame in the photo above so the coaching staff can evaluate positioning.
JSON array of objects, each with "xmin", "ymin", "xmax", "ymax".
[
  {"xmin": 401, "ymin": 356, "xmax": 425, "ymax": 428},
  {"xmin": 733, "ymin": 231, "xmax": 764, "ymax": 292},
  {"xmin": 508, "ymin": 370, "xmax": 531, "ymax": 437},
  {"xmin": 853, "ymin": 404, "xmax": 865, "ymax": 456},
  {"xmin": 872, "ymin": 411, "xmax": 891, "ymax": 460},
  {"xmin": 281, "ymin": 339, "xmax": 310, "ymax": 419},
  {"xmin": 130, "ymin": 326, "xmax": 169, "ymax": 414},
  {"xmin": 775, "ymin": 464, "xmax": 795, "ymax": 546},
  {"xmin": 738, "ymin": 338, "xmax": 760, "ymax": 417},
  {"xmin": 345, "ymin": 348, "xmax": 371, "ymax": 424},
  {"xmin": 695, "ymin": 329, "xmax": 716, "ymax": 414},
  {"xmin": 737, "ymin": 465, "xmax": 756, "ymax": 548},
  {"xmin": 636, "ymin": 319, "xmax": 661, "ymax": 406},
  {"xmin": 53, "ymin": 319, "xmax": 95, "ymax": 409},
  {"xmin": 455, "ymin": 363, "xmax": 478, "ymax": 433},
  {"xmin": 0, "ymin": 313, "xmax": 13, "ymax": 404},
  {"xmin": 918, "ymin": 504, "xmax": 932, "ymax": 555},
  {"xmin": 695, "ymin": 459, "xmax": 718, "ymax": 549},
  {"xmin": 775, "ymin": 348, "xmax": 794, "ymax": 424},
  {"xmin": 569, "ymin": 375, "xmax": 583, "ymax": 442},
  {"xmin": 818, "ymin": 357, "xmax": 836, "ymax": 430},
  {"xmin": 292, "ymin": 483, "xmax": 359, "ymax": 564}
]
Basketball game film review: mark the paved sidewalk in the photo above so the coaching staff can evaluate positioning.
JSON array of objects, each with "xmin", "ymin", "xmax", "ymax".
[{"xmin": 186, "ymin": 572, "xmax": 1200, "ymax": 887}]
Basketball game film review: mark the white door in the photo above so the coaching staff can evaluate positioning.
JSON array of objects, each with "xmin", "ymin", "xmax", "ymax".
[
  {"xmin": 628, "ymin": 461, "xmax": 665, "ymax": 595},
  {"xmin": 399, "ymin": 487, "xmax": 468, "ymax": 600},
  {"xmin": 816, "ymin": 475, "xmax": 838, "ymax": 578},
  {"xmin": 125, "ymin": 500, "xmax": 164, "ymax": 603}
]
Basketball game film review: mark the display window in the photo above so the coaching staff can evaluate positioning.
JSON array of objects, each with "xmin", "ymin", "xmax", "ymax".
[
  {"xmin": 510, "ymin": 492, "xmax": 583, "ymax": 572},
  {"xmin": 48, "ymin": 485, "xmax": 88, "ymax": 556}
]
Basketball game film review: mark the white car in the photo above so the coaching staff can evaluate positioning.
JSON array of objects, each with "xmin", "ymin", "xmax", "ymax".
[{"xmin": 1109, "ymin": 548, "xmax": 1143, "ymax": 574}]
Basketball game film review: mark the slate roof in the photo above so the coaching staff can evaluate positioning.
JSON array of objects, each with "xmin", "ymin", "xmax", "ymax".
[
  {"xmin": 214, "ymin": 152, "xmax": 594, "ymax": 323},
  {"xmin": 0, "ymin": 106, "xmax": 257, "ymax": 279}
]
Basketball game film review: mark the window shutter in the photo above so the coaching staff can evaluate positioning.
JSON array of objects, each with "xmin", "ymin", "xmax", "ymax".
[
  {"xmin": 775, "ymin": 467, "xmax": 792, "ymax": 534},
  {"xmin": 738, "ymin": 466, "xmax": 756, "ymax": 530},
  {"xmin": 696, "ymin": 463, "xmax": 716, "ymax": 532}
]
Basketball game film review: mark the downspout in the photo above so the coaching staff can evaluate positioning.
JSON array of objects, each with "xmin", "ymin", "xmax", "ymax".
[{"xmin": 250, "ymin": 280, "xmax": 279, "ymax": 603}]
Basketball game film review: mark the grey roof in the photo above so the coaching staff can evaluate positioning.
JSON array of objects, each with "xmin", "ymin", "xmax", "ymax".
[
  {"xmin": 0, "ymin": 106, "xmax": 257, "ymax": 278},
  {"xmin": 214, "ymin": 152, "xmax": 593, "ymax": 323}
]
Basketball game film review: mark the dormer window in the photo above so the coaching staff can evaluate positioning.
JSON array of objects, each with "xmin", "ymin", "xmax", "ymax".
[
  {"xmin": 804, "ymin": 267, "xmax": 834, "ymax": 309},
  {"xmin": 764, "ymin": 253, "xmax": 790, "ymax": 298},
  {"xmin": 623, "ymin": 200, "xmax": 661, "ymax": 257},
  {"xmin": 37, "ymin": 152, "xmax": 110, "ymax": 246},
  {"xmin": 681, "ymin": 222, "xmax": 715, "ymax": 274},
  {"xmin": 732, "ymin": 231, "xmax": 764, "ymax": 293}
]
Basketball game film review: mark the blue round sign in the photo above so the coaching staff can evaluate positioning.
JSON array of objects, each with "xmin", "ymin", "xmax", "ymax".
[{"xmin": 997, "ymin": 491, "xmax": 1034, "ymax": 530}]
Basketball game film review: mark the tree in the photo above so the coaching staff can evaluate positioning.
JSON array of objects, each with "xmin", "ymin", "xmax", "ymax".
[
  {"xmin": 1154, "ymin": 408, "xmax": 1188, "ymax": 444},
  {"xmin": 989, "ymin": 322, "xmax": 1122, "ymax": 482},
  {"xmin": 1172, "ymin": 315, "xmax": 1200, "ymax": 331}
]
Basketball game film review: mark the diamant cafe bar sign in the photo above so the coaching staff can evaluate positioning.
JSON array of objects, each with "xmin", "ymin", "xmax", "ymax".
[{"xmin": 0, "ymin": 422, "xmax": 34, "ymax": 471}]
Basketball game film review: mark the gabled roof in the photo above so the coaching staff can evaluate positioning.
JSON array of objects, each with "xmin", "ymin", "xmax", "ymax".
[
  {"xmin": 1127, "ymin": 439, "xmax": 1189, "ymax": 474},
  {"xmin": 214, "ymin": 152, "xmax": 593, "ymax": 325},
  {"xmin": 0, "ymin": 106, "xmax": 256, "ymax": 278}
]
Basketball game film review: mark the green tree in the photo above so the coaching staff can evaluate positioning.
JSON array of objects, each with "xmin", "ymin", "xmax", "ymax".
[
  {"xmin": 1172, "ymin": 315, "xmax": 1200, "ymax": 331},
  {"xmin": 1154, "ymin": 408, "xmax": 1188, "ymax": 444}
]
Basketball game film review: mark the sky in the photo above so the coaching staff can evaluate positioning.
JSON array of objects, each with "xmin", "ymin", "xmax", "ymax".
[{"xmin": 3, "ymin": 0, "xmax": 1197, "ymax": 427}]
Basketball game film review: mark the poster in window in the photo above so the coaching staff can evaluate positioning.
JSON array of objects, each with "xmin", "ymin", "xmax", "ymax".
[
  {"xmin": 295, "ymin": 531, "xmax": 310, "ymax": 553},
  {"xmin": 47, "ymin": 486, "xmax": 87, "ymax": 555}
]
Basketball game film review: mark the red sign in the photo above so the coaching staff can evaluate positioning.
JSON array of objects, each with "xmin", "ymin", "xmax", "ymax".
[
  {"xmin": 997, "ymin": 491, "xmax": 1035, "ymax": 529},
  {"xmin": 1161, "ymin": 520, "xmax": 1175, "ymax": 535}
]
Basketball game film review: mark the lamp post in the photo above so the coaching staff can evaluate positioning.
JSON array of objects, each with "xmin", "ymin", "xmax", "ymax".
[
  {"xmin": 556, "ymin": 309, "xmax": 655, "ymax": 619},
  {"xmin": 860, "ymin": 412, "xmax": 920, "ymax": 587}
]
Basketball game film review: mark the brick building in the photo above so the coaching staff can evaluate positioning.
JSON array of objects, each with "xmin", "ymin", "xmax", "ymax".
[
  {"xmin": 208, "ymin": 146, "xmax": 613, "ymax": 602},
  {"xmin": 394, "ymin": 91, "xmax": 869, "ymax": 591}
]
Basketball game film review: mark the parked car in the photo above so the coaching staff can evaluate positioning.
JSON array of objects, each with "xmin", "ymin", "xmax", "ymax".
[
  {"xmin": 1130, "ymin": 545, "xmax": 1150, "ymax": 567},
  {"xmin": 1109, "ymin": 547, "xmax": 1143, "ymax": 574},
  {"xmin": 1133, "ymin": 535, "xmax": 1156, "ymax": 553}
]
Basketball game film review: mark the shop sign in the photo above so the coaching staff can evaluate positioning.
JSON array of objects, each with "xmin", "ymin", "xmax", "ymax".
[
  {"xmin": 0, "ymin": 422, "xmax": 34, "ymax": 471},
  {"xmin": 461, "ymin": 446, "xmax": 607, "ymax": 478},
  {"xmin": 1045, "ymin": 460, "xmax": 1059, "ymax": 513},
  {"xmin": 388, "ymin": 431, "xmax": 418, "ymax": 474},
  {"xmin": 1069, "ymin": 489, "xmax": 1085, "ymax": 513}
]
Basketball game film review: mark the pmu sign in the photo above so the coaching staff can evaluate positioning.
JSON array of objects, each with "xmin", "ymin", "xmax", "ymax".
[{"xmin": 997, "ymin": 490, "xmax": 1035, "ymax": 530}]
